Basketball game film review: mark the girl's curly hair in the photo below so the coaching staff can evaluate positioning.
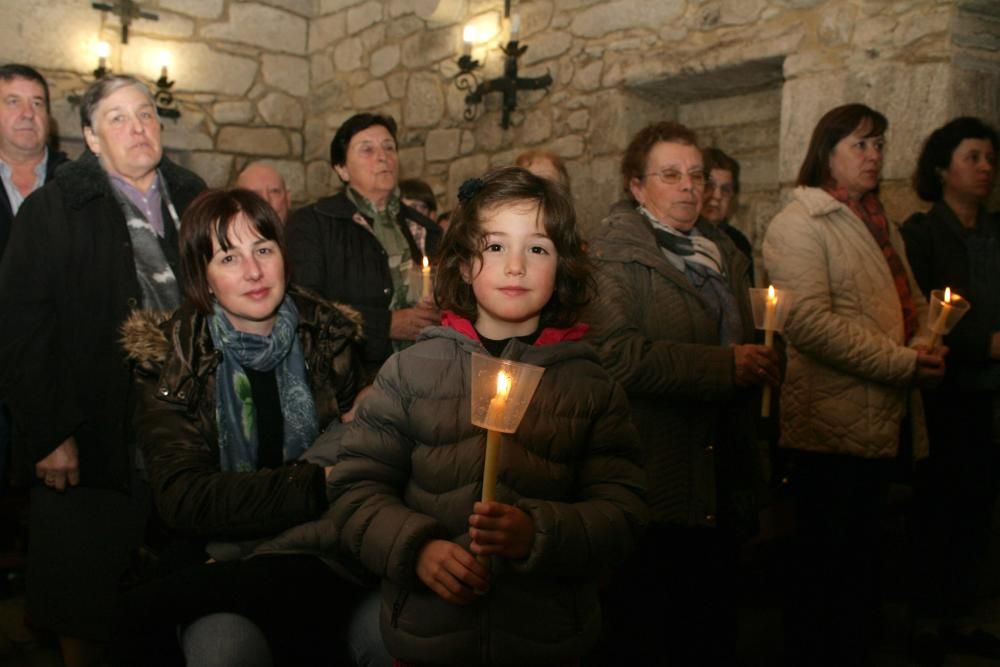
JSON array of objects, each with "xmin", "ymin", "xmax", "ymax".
[{"xmin": 434, "ymin": 167, "xmax": 592, "ymax": 328}]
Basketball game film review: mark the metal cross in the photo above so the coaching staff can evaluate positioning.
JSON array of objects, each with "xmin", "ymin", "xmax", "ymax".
[{"xmin": 91, "ymin": 1, "xmax": 159, "ymax": 44}]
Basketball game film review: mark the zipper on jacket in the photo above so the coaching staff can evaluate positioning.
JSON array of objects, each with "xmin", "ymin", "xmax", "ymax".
[{"xmin": 390, "ymin": 589, "xmax": 409, "ymax": 628}]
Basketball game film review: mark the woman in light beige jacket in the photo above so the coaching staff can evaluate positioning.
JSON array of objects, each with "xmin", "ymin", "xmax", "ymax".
[{"xmin": 763, "ymin": 103, "xmax": 946, "ymax": 667}]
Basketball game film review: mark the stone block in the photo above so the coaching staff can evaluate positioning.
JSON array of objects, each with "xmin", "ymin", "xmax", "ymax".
[
  {"xmin": 304, "ymin": 117, "xmax": 330, "ymax": 162},
  {"xmin": 818, "ymin": 4, "xmax": 856, "ymax": 45},
  {"xmin": 203, "ymin": 3, "xmax": 307, "ymax": 55},
  {"xmin": 348, "ymin": 2, "xmax": 384, "ymax": 34},
  {"xmin": 387, "ymin": 15, "xmax": 426, "ymax": 40},
  {"xmin": 307, "ymin": 159, "xmax": 337, "ymax": 199},
  {"xmin": 312, "ymin": 53, "xmax": 336, "ymax": 86},
  {"xmin": 258, "ymin": 93, "xmax": 304, "ymax": 128},
  {"xmin": 399, "ymin": 146, "xmax": 425, "ymax": 179},
  {"xmin": 777, "ymin": 73, "xmax": 847, "ymax": 183},
  {"xmin": 572, "ymin": 60, "xmax": 603, "ymax": 91},
  {"xmin": 371, "ymin": 45, "xmax": 401, "ymax": 77},
  {"xmin": 386, "ymin": 72, "xmax": 410, "ymax": 98},
  {"xmin": 567, "ymin": 109, "xmax": 590, "ymax": 131},
  {"xmin": 474, "ymin": 118, "xmax": 504, "ymax": 152},
  {"xmin": 352, "ymin": 80, "xmax": 391, "ymax": 108},
  {"xmin": 521, "ymin": 109, "xmax": 553, "ymax": 145},
  {"xmin": 159, "ymin": 0, "xmax": 223, "ymax": 18},
  {"xmin": 572, "ymin": 155, "xmax": 621, "ymax": 234},
  {"xmin": 262, "ymin": 54, "xmax": 310, "ymax": 97},
  {"xmin": 521, "ymin": 2, "xmax": 555, "ymax": 39},
  {"xmin": 309, "ymin": 13, "xmax": 346, "ymax": 53},
  {"xmin": 212, "ymin": 101, "xmax": 255, "ymax": 125},
  {"xmin": 184, "ymin": 152, "xmax": 234, "ymax": 188},
  {"xmin": 425, "ymin": 129, "xmax": 462, "ymax": 161},
  {"xmin": 335, "ymin": 37, "xmax": 364, "ymax": 71},
  {"xmin": 570, "ymin": 1, "xmax": 685, "ymax": 38},
  {"xmin": 264, "ymin": 0, "xmax": 314, "ymax": 16},
  {"xmin": 549, "ymin": 133, "xmax": 585, "ymax": 159},
  {"xmin": 522, "ymin": 32, "xmax": 574, "ymax": 66},
  {"xmin": 217, "ymin": 127, "xmax": 290, "ymax": 157},
  {"xmin": 460, "ymin": 130, "xmax": 475, "ymax": 154},
  {"xmin": 404, "ymin": 73, "xmax": 446, "ymax": 128},
  {"xmin": 852, "ymin": 16, "xmax": 897, "ymax": 48},
  {"xmin": 389, "ymin": 0, "xmax": 417, "ymax": 18},
  {"xmin": 721, "ymin": 0, "xmax": 766, "ymax": 25},
  {"xmin": 401, "ymin": 26, "xmax": 456, "ymax": 69}
]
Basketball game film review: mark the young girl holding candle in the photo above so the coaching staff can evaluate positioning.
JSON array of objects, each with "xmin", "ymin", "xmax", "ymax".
[{"xmin": 323, "ymin": 167, "xmax": 648, "ymax": 666}]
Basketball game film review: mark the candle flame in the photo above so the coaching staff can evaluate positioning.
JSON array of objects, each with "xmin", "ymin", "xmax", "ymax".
[
  {"xmin": 944, "ymin": 287, "xmax": 951, "ymax": 304},
  {"xmin": 767, "ymin": 284, "xmax": 777, "ymax": 303},
  {"xmin": 496, "ymin": 370, "xmax": 511, "ymax": 399},
  {"xmin": 422, "ymin": 255, "xmax": 429, "ymax": 270},
  {"xmin": 95, "ymin": 41, "xmax": 111, "ymax": 58}
]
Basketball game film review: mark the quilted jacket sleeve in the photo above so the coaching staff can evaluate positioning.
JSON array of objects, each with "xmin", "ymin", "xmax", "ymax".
[
  {"xmin": 585, "ymin": 259, "xmax": 736, "ymax": 400},
  {"xmin": 325, "ymin": 355, "xmax": 448, "ymax": 586},
  {"xmin": 763, "ymin": 202, "xmax": 918, "ymax": 387},
  {"xmin": 511, "ymin": 377, "xmax": 648, "ymax": 577}
]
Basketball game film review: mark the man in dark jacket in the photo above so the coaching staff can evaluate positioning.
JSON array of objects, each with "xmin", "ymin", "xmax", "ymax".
[{"xmin": 0, "ymin": 63, "xmax": 68, "ymax": 493}]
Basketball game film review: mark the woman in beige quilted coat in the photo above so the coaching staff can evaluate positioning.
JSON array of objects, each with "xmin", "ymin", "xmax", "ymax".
[{"xmin": 762, "ymin": 103, "xmax": 946, "ymax": 667}]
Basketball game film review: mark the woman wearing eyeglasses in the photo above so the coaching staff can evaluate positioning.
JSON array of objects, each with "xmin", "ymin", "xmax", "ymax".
[{"xmin": 583, "ymin": 121, "xmax": 778, "ymax": 665}]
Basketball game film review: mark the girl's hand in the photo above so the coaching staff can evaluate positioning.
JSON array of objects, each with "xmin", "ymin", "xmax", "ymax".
[
  {"xmin": 468, "ymin": 501, "xmax": 535, "ymax": 559},
  {"xmin": 415, "ymin": 539, "xmax": 490, "ymax": 604}
]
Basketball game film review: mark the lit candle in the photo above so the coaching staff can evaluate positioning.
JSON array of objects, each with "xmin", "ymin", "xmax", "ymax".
[
  {"xmin": 157, "ymin": 50, "xmax": 171, "ymax": 80},
  {"xmin": 462, "ymin": 24, "xmax": 476, "ymax": 57},
  {"xmin": 761, "ymin": 285, "xmax": 777, "ymax": 418},
  {"xmin": 510, "ymin": 13, "xmax": 521, "ymax": 40},
  {"xmin": 421, "ymin": 255, "xmax": 431, "ymax": 301},
  {"xmin": 929, "ymin": 287, "xmax": 953, "ymax": 350},
  {"xmin": 96, "ymin": 41, "xmax": 111, "ymax": 72},
  {"xmin": 481, "ymin": 369, "xmax": 511, "ymax": 506}
]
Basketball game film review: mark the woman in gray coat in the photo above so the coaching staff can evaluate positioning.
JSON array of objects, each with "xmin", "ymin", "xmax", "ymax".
[{"xmin": 584, "ymin": 121, "xmax": 777, "ymax": 666}]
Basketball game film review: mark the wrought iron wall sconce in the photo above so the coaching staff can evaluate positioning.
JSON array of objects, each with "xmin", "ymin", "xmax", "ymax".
[
  {"xmin": 68, "ymin": 44, "xmax": 181, "ymax": 120},
  {"xmin": 455, "ymin": 15, "xmax": 552, "ymax": 129}
]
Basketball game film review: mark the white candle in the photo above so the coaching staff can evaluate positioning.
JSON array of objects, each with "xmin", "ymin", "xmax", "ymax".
[
  {"xmin": 421, "ymin": 255, "xmax": 431, "ymax": 301},
  {"xmin": 478, "ymin": 370, "xmax": 511, "ymax": 566},
  {"xmin": 510, "ymin": 13, "xmax": 521, "ymax": 40},
  {"xmin": 929, "ymin": 287, "xmax": 953, "ymax": 350},
  {"xmin": 462, "ymin": 24, "xmax": 476, "ymax": 56},
  {"xmin": 761, "ymin": 285, "xmax": 777, "ymax": 418}
]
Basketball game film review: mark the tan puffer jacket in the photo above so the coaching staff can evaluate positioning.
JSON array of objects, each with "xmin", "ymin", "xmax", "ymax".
[{"xmin": 763, "ymin": 187, "xmax": 931, "ymax": 459}]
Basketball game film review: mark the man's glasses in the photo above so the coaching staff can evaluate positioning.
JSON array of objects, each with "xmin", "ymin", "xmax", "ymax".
[{"xmin": 644, "ymin": 169, "xmax": 707, "ymax": 188}]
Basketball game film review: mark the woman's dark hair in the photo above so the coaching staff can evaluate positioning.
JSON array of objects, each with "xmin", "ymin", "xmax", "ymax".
[
  {"xmin": 912, "ymin": 116, "xmax": 998, "ymax": 202},
  {"xmin": 329, "ymin": 113, "xmax": 397, "ymax": 167},
  {"xmin": 399, "ymin": 178, "xmax": 437, "ymax": 214},
  {"xmin": 703, "ymin": 147, "xmax": 741, "ymax": 195},
  {"xmin": 434, "ymin": 167, "xmax": 591, "ymax": 328},
  {"xmin": 621, "ymin": 121, "xmax": 700, "ymax": 200},
  {"xmin": 179, "ymin": 188, "xmax": 289, "ymax": 314},
  {"xmin": 797, "ymin": 103, "xmax": 887, "ymax": 188},
  {"xmin": 0, "ymin": 63, "xmax": 50, "ymax": 112}
]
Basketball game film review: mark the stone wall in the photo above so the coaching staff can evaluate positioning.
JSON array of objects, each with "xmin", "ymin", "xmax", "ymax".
[
  {"xmin": 4, "ymin": 0, "xmax": 999, "ymax": 252},
  {"xmin": 305, "ymin": 0, "xmax": 999, "ymax": 250}
]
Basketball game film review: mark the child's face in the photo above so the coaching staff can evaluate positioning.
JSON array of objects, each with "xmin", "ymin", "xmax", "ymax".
[{"xmin": 465, "ymin": 201, "xmax": 557, "ymax": 340}]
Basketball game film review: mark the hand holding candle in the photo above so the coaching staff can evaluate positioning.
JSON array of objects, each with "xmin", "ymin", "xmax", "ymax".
[
  {"xmin": 469, "ymin": 354, "xmax": 545, "ymax": 568},
  {"xmin": 761, "ymin": 285, "xmax": 778, "ymax": 417}
]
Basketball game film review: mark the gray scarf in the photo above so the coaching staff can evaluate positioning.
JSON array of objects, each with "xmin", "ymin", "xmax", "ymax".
[{"xmin": 110, "ymin": 171, "xmax": 181, "ymax": 312}]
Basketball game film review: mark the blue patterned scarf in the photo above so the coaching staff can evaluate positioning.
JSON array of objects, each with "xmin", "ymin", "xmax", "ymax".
[{"xmin": 208, "ymin": 296, "xmax": 318, "ymax": 472}]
